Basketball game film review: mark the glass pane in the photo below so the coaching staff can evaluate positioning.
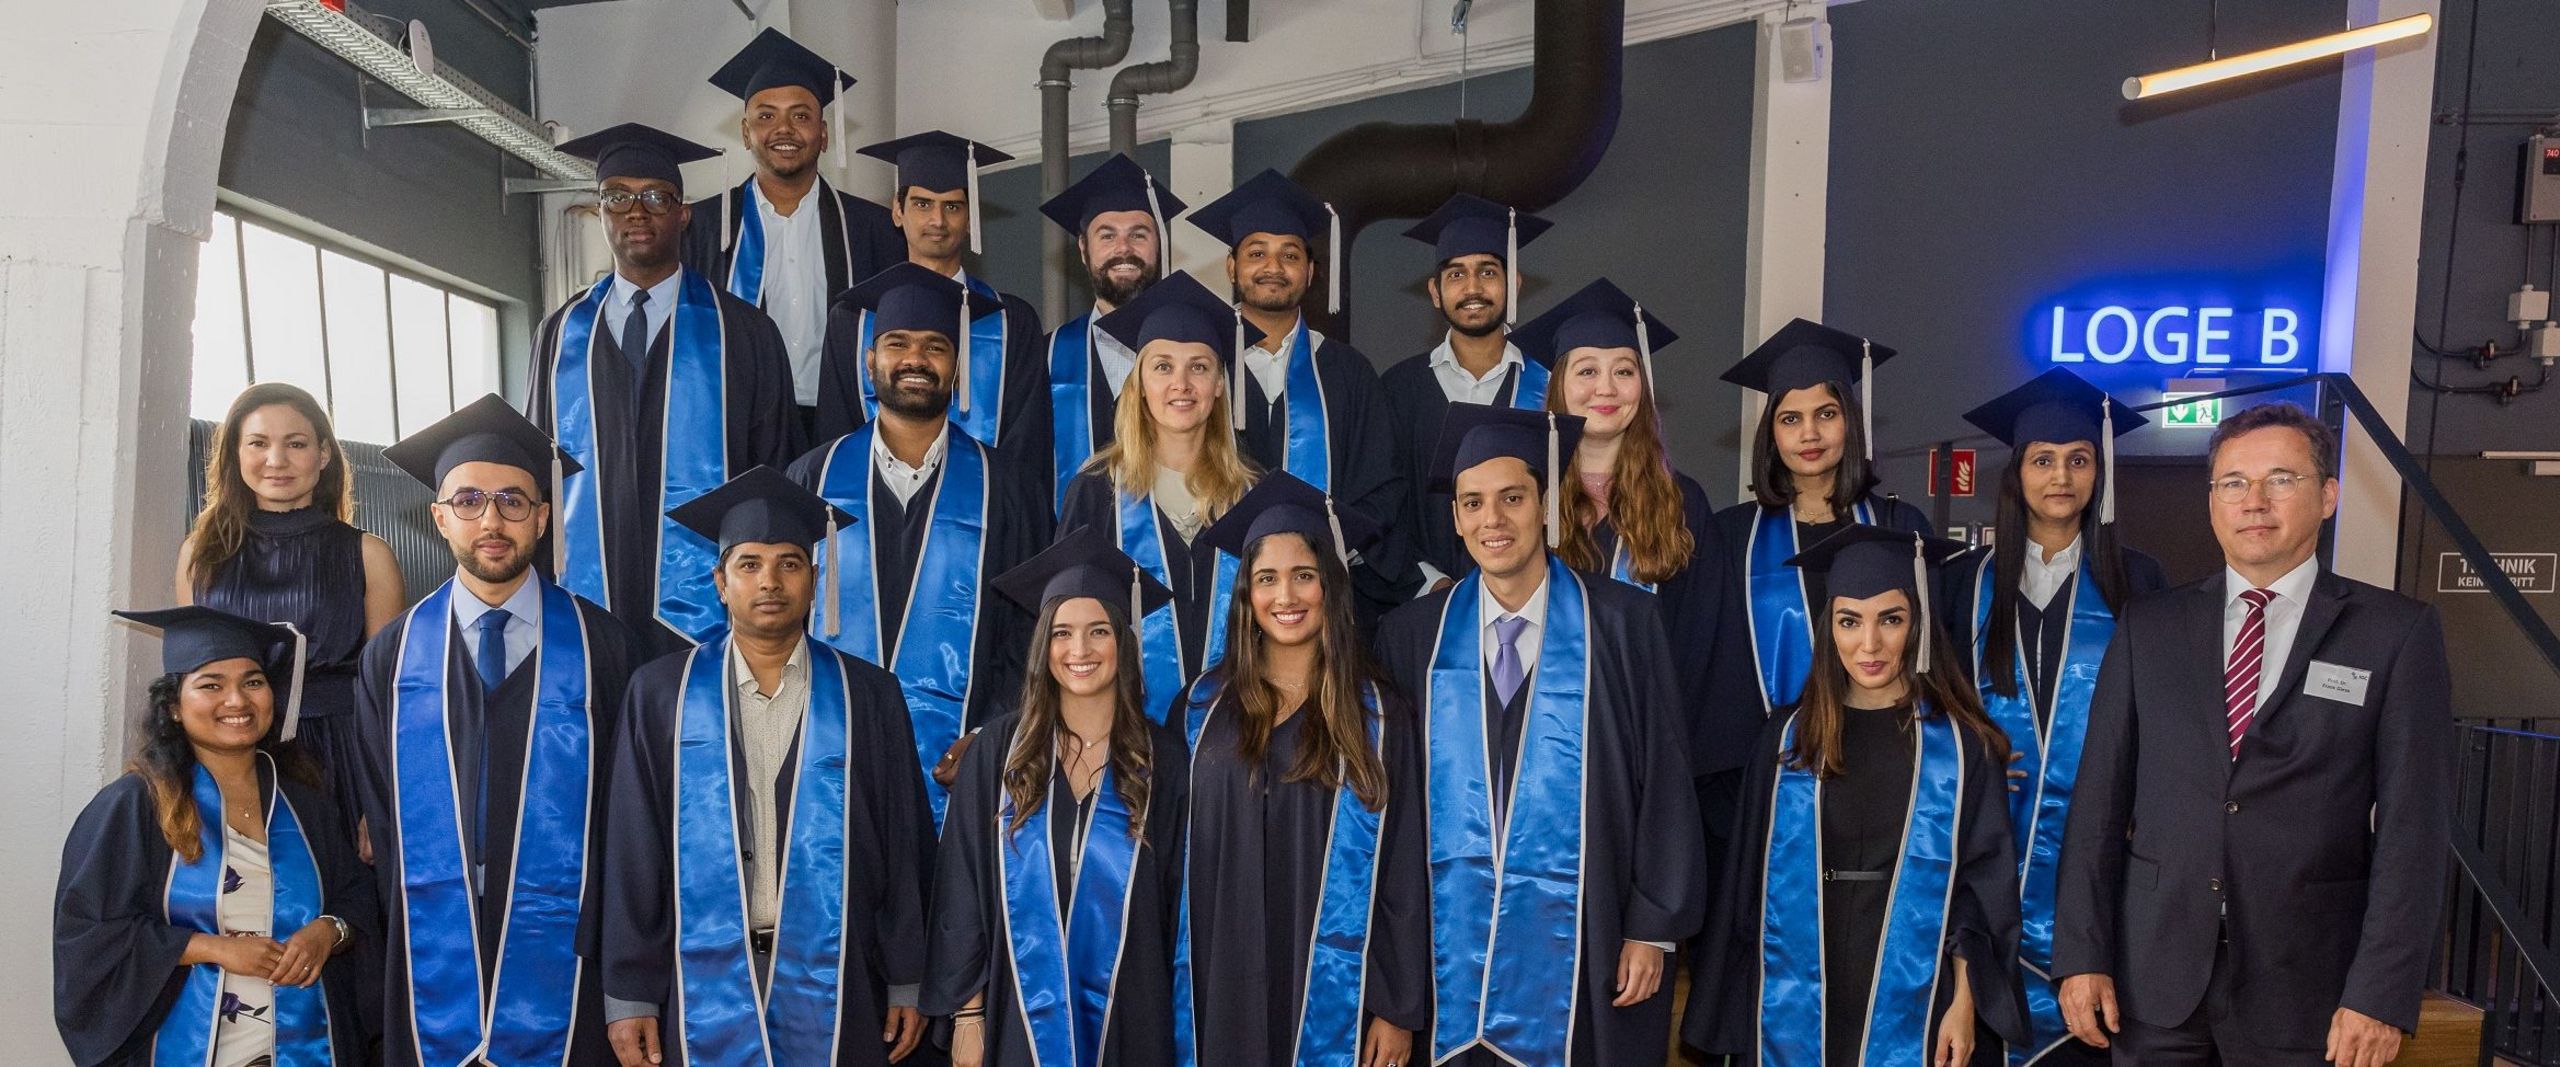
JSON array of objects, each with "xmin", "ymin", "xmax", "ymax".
[
  {"xmin": 446, "ymin": 295, "xmax": 502, "ymax": 406},
  {"xmin": 389, "ymin": 274, "xmax": 453, "ymax": 430},
  {"xmin": 191, "ymin": 214, "xmax": 250, "ymax": 421},
  {"xmin": 319, "ymin": 250, "xmax": 396, "ymax": 445},
  {"xmin": 237, "ymin": 219, "xmax": 330, "ymax": 406}
]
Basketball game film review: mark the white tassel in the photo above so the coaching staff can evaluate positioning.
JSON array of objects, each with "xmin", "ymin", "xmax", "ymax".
[
  {"xmin": 966, "ymin": 142, "xmax": 983, "ymax": 256},
  {"xmin": 1634, "ymin": 302, "xmax": 1655, "ymax": 387},
  {"xmin": 1144, "ymin": 179, "xmax": 1168, "ymax": 270},
  {"xmin": 1325, "ymin": 496, "xmax": 1348, "ymax": 564},
  {"xmin": 551, "ymin": 452, "xmax": 567, "ymax": 576},
  {"xmin": 2100, "ymin": 402, "xmax": 2118, "ymax": 526},
  {"xmin": 824, "ymin": 515, "xmax": 841, "ymax": 638},
  {"xmin": 1231, "ymin": 310, "xmax": 1247, "ymax": 431},
  {"xmin": 1860, "ymin": 338, "xmax": 1875, "ymax": 461},
  {"xmin": 1129, "ymin": 573, "xmax": 1142, "ymax": 628},
  {"xmin": 1505, "ymin": 207, "xmax": 1519, "ymax": 327},
  {"xmin": 1325, "ymin": 202, "xmax": 1341, "ymax": 314},
  {"xmin": 279, "ymin": 622, "xmax": 307, "ymax": 742},
  {"xmin": 956, "ymin": 290, "xmax": 973, "ymax": 414},
  {"xmin": 1544, "ymin": 411, "xmax": 1561, "ymax": 547},
  {"xmin": 1912, "ymin": 537, "xmax": 1933, "ymax": 675},
  {"xmin": 831, "ymin": 68, "xmax": 848, "ymax": 186}
]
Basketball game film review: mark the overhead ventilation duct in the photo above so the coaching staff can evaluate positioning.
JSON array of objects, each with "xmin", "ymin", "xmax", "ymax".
[
  {"xmin": 264, "ymin": 0, "xmax": 591, "ymax": 183},
  {"xmin": 1037, "ymin": 0, "xmax": 1137, "ymax": 324}
]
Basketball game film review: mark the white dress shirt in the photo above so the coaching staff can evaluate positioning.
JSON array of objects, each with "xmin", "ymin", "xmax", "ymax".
[
  {"xmin": 752, "ymin": 181, "xmax": 830, "ymax": 407},
  {"xmin": 2223, "ymin": 554, "xmax": 2322, "ymax": 714},
  {"xmin": 1430, "ymin": 333, "xmax": 1526, "ymax": 406},
  {"xmin": 1242, "ymin": 316, "xmax": 1301, "ymax": 404},
  {"xmin": 453, "ymin": 575, "xmax": 543, "ymax": 679},
  {"xmin": 605, "ymin": 269, "xmax": 681, "ymax": 353},
  {"xmin": 871, "ymin": 424, "xmax": 949, "ymax": 506},
  {"xmin": 2021, "ymin": 536, "xmax": 2083, "ymax": 611},
  {"xmin": 1478, "ymin": 570, "xmax": 1551, "ymax": 679},
  {"xmin": 729, "ymin": 638, "xmax": 810, "ymax": 931},
  {"xmin": 1091, "ymin": 313, "xmax": 1137, "ymax": 399}
]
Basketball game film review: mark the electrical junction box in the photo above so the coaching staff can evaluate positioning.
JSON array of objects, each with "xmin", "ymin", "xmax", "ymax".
[
  {"xmin": 2528, "ymin": 322, "xmax": 2560, "ymax": 362},
  {"xmin": 2513, "ymin": 285, "xmax": 2552, "ymax": 326},
  {"xmin": 2529, "ymin": 133, "xmax": 2560, "ymax": 224}
]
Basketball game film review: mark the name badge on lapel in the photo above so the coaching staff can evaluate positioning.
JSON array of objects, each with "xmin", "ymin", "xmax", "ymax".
[{"xmin": 2304, "ymin": 660, "xmax": 2372, "ymax": 706}]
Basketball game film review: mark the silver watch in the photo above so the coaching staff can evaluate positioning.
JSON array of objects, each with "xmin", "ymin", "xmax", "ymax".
[{"xmin": 321, "ymin": 914, "xmax": 353, "ymax": 948}]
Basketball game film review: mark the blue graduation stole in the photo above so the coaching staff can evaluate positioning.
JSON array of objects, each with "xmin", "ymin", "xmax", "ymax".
[
  {"xmin": 996, "ymin": 736, "xmax": 1144, "ymax": 1067},
  {"xmin": 1276, "ymin": 320, "xmax": 1336, "ymax": 491},
  {"xmin": 1604, "ymin": 525, "xmax": 1658, "ymax": 595},
  {"xmin": 724, "ymin": 178, "xmax": 767, "ymax": 306},
  {"xmin": 810, "ymin": 425, "xmax": 990, "ymax": 828},
  {"xmin": 1168, "ymin": 679, "xmax": 1387, "ymax": 1066},
  {"xmin": 856, "ymin": 274, "xmax": 1011, "ymax": 445},
  {"xmin": 154, "ymin": 754, "xmax": 331, "ymax": 1067},
  {"xmin": 1049, "ymin": 313, "xmax": 1099, "ymax": 514},
  {"xmin": 1744, "ymin": 500, "xmax": 1875, "ymax": 711},
  {"xmin": 1424, "ymin": 556, "xmax": 1590, "ymax": 1064},
  {"xmin": 1968, "ymin": 554, "xmax": 2114, "ymax": 1066},
  {"xmin": 669, "ymin": 634, "xmax": 858, "ymax": 1065},
  {"xmin": 551, "ymin": 268, "xmax": 730, "ymax": 642},
  {"xmin": 1759, "ymin": 708, "xmax": 1968, "ymax": 1067},
  {"xmin": 1501, "ymin": 357, "xmax": 1549, "ymax": 411},
  {"xmin": 389, "ymin": 579, "xmax": 593, "ymax": 1066},
  {"xmin": 1114, "ymin": 488, "xmax": 1237, "ymax": 724}
]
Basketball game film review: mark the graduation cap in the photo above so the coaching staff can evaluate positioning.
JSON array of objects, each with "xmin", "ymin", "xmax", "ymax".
[
  {"xmin": 835, "ymin": 262, "xmax": 1004, "ymax": 414},
  {"xmin": 1962, "ymin": 368, "xmax": 2149, "ymax": 526},
  {"xmin": 1200, "ymin": 471, "xmax": 1382, "ymax": 565},
  {"xmin": 113, "ymin": 606, "xmax": 309, "ymax": 741},
  {"xmin": 1186, "ymin": 169, "xmax": 1343, "ymax": 313},
  {"xmin": 1784, "ymin": 525, "xmax": 1972, "ymax": 675},
  {"xmin": 1401, "ymin": 194, "xmax": 1555, "ymax": 326},
  {"xmin": 666, "ymin": 466, "xmax": 858, "ymax": 636},
  {"xmin": 1092, "ymin": 271, "xmax": 1267, "ymax": 425},
  {"xmin": 1041, "ymin": 153, "xmax": 1187, "ymax": 266},
  {"xmin": 709, "ymin": 29, "xmax": 858, "ymax": 187},
  {"xmin": 1722, "ymin": 318, "xmax": 1902, "ymax": 461},
  {"xmin": 384, "ymin": 393, "xmax": 580, "ymax": 498},
  {"xmin": 1508, "ymin": 277, "xmax": 1679, "ymax": 387},
  {"xmin": 557, "ymin": 123, "xmax": 721, "ymax": 192},
  {"xmin": 994, "ymin": 525, "xmax": 1176, "ymax": 628},
  {"xmin": 1430, "ymin": 402, "xmax": 1587, "ymax": 546},
  {"xmin": 855, "ymin": 131, "xmax": 1013, "ymax": 254}
]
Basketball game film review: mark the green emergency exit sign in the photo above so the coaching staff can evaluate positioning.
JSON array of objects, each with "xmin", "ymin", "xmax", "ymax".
[{"xmin": 2161, "ymin": 393, "xmax": 2222, "ymax": 427}]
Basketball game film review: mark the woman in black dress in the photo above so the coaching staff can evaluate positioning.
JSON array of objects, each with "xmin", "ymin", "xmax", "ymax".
[
  {"xmin": 928, "ymin": 529, "xmax": 1188, "ymax": 1067},
  {"xmin": 1172, "ymin": 473, "xmax": 1427, "ymax": 1066},
  {"xmin": 1687, "ymin": 526, "xmax": 2026, "ymax": 1066},
  {"xmin": 56, "ymin": 606, "xmax": 373, "ymax": 1067}
]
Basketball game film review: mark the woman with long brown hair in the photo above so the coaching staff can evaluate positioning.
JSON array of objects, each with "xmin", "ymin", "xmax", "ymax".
[
  {"xmin": 926, "ymin": 528, "xmax": 1188, "ymax": 1067},
  {"xmin": 1686, "ymin": 527, "xmax": 2025, "ymax": 1066},
  {"xmin": 178, "ymin": 382, "xmax": 403, "ymax": 827},
  {"xmin": 1059, "ymin": 272, "xmax": 1263, "ymax": 723},
  {"xmin": 1168, "ymin": 473, "xmax": 1427, "ymax": 1066},
  {"xmin": 56, "ymin": 606, "xmax": 372, "ymax": 1066}
]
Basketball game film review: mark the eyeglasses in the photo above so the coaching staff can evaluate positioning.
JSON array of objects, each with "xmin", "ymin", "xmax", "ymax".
[
  {"xmin": 598, "ymin": 189, "xmax": 681, "ymax": 216},
  {"xmin": 437, "ymin": 489, "xmax": 537, "ymax": 522},
  {"xmin": 2208, "ymin": 472, "xmax": 2311, "ymax": 504}
]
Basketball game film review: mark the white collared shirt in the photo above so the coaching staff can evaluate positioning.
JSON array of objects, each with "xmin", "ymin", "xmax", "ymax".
[
  {"xmin": 1242, "ymin": 316, "xmax": 1302, "ymax": 404},
  {"xmin": 1430, "ymin": 333, "xmax": 1526, "ymax": 406},
  {"xmin": 605, "ymin": 269, "xmax": 682, "ymax": 353},
  {"xmin": 752, "ymin": 180, "xmax": 831, "ymax": 407},
  {"xmin": 1090, "ymin": 313, "xmax": 1137, "ymax": 398},
  {"xmin": 453, "ymin": 575, "xmax": 544, "ymax": 679},
  {"xmin": 2223, "ymin": 554, "xmax": 2322, "ymax": 713},
  {"xmin": 729, "ymin": 637, "xmax": 810, "ymax": 931},
  {"xmin": 2021, "ymin": 536, "xmax": 2083, "ymax": 611},
  {"xmin": 1477, "ymin": 570, "xmax": 1552, "ymax": 680},
  {"xmin": 872, "ymin": 423, "xmax": 950, "ymax": 506}
]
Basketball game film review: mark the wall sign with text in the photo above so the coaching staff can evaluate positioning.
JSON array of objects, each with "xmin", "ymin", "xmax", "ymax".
[{"xmin": 2046, "ymin": 304, "xmax": 2306, "ymax": 366}]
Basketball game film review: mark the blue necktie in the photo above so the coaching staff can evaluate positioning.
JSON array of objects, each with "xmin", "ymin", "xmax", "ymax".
[
  {"xmin": 619, "ymin": 289, "xmax": 652, "ymax": 372},
  {"xmin": 475, "ymin": 609, "xmax": 512, "ymax": 693},
  {"xmin": 1493, "ymin": 614, "xmax": 1530, "ymax": 706}
]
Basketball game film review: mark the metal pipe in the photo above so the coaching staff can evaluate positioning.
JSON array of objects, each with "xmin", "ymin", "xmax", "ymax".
[
  {"xmin": 1038, "ymin": 0, "xmax": 1136, "ymax": 324},
  {"xmin": 1106, "ymin": 0, "xmax": 1201, "ymax": 155}
]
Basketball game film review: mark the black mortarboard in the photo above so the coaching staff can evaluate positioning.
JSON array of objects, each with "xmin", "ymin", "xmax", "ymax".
[
  {"xmin": 1784, "ymin": 525, "xmax": 1971, "ymax": 673},
  {"xmin": 1962, "ymin": 368, "xmax": 2149, "ymax": 525},
  {"xmin": 1200, "ymin": 471, "xmax": 1383, "ymax": 564},
  {"xmin": 113, "ymin": 606, "xmax": 309, "ymax": 740},
  {"xmin": 1508, "ymin": 277, "xmax": 1679, "ymax": 382},
  {"xmin": 1186, "ymin": 169, "xmax": 1343, "ymax": 312},
  {"xmin": 1041, "ymin": 154, "xmax": 1186, "ymax": 265},
  {"xmin": 855, "ymin": 131, "xmax": 1011, "ymax": 253},
  {"xmin": 383, "ymin": 393, "xmax": 581, "ymax": 498},
  {"xmin": 557, "ymin": 123, "xmax": 721, "ymax": 191},
  {"xmin": 710, "ymin": 28, "xmax": 855, "ymax": 108},
  {"xmin": 834, "ymin": 262, "xmax": 1003, "ymax": 414},
  {"xmin": 1429, "ymin": 403, "xmax": 1587, "ymax": 545},
  {"xmin": 1093, "ymin": 271, "xmax": 1266, "ymax": 421},
  {"xmin": 1401, "ymin": 194, "xmax": 1554, "ymax": 325},
  {"xmin": 1723, "ymin": 317, "xmax": 1902, "ymax": 460},
  {"xmin": 667, "ymin": 465, "xmax": 858, "ymax": 635},
  {"xmin": 993, "ymin": 525, "xmax": 1176, "ymax": 623}
]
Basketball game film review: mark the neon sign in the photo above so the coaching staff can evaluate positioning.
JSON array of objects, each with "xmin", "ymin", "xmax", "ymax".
[{"xmin": 2046, "ymin": 305, "xmax": 2303, "ymax": 365}]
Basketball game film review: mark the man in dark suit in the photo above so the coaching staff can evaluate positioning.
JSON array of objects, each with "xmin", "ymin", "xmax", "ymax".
[{"xmin": 2052, "ymin": 402, "xmax": 2452, "ymax": 1066}]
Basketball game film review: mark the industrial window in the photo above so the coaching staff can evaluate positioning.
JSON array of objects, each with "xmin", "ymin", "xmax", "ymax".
[{"xmin": 191, "ymin": 209, "xmax": 502, "ymax": 445}]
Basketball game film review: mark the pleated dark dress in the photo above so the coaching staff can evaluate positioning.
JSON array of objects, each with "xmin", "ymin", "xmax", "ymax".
[{"xmin": 197, "ymin": 506, "xmax": 372, "ymax": 816}]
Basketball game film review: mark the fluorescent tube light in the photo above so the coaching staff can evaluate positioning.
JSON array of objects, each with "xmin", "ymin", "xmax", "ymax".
[{"xmin": 2122, "ymin": 13, "xmax": 2432, "ymax": 101}]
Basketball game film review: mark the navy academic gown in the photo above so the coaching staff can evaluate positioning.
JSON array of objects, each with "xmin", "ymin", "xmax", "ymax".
[
  {"xmin": 1684, "ymin": 707, "xmax": 2027, "ymax": 1064},
  {"xmin": 350, "ymin": 588, "xmax": 637, "ymax": 1067},
  {"xmin": 1235, "ymin": 328, "xmax": 1419, "ymax": 621},
  {"xmin": 681, "ymin": 176, "xmax": 907, "ymax": 308},
  {"xmin": 1588, "ymin": 471, "xmax": 1748, "ymax": 774},
  {"xmin": 1179, "ymin": 685, "xmax": 1433, "ymax": 1061},
  {"xmin": 1038, "ymin": 311, "xmax": 1127, "ymax": 516},
  {"xmin": 1376, "ymin": 350, "xmax": 1546, "ymax": 583},
  {"xmin": 524, "ymin": 275, "xmax": 806, "ymax": 659},
  {"xmin": 55, "ymin": 769, "xmax": 377, "ymax": 1067},
  {"xmin": 1943, "ymin": 545, "xmax": 2169, "ymax": 701},
  {"xmin": 811, "ymin": 274, "xmax": 1051, "ymax": 466},
  {"xmin": 600, "ymin": 638, "xmax": 935, "ymax": 1067},
  {"xmin": 1712, "ymin": 493, "xmax": 1936, "ymax": 626},
  {"xmin": 1058, "ymin": 470, "xmax": 1225, "ymax": 689},
  {"xmin": 925, "ymin": 712, "xmax": 1188, "ymax": 1066},
  {"xmin": 1372, "ymin": 569, "xmax": 1708, "ymax": 1065}
]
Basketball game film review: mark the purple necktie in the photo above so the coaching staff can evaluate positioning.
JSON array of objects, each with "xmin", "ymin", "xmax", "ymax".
[{"xmin": 1493, "ymin": 614, "xmax": 1530, "ymax": 706}]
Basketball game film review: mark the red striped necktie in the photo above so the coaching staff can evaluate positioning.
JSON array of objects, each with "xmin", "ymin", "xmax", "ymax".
[{"xmin": 2225, "ymin": 587, "xmax": 2276, "ymax": 756}]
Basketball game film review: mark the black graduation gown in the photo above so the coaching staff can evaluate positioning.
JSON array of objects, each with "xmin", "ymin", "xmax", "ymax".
[
  {"xmin": 1944, "ymin": 545, "xmax": 2168, "ymax": 704},
  {"xmin": 524, "ymin": 275, "xmax": 806, "ymax": 659},
  {"xmin": 600, "ymin": 640, "xmax": 934, "ymax": 1067},
  {"xmin": 56, "ymin": 768, "xmax": 377, "ymax": 1067},
  {"xmin": 1037, "ymin": 314, "xmax": 1126, "ymax": 517},
  {"xmin": 811, "ymin": 279, "xmax": 1052, "ymax": 468},
  {"xmin": 681, "ymin": 177, "xmax": 907, "ymax": 309},
  {"xmin": 1372, "ymin": 571, "xmax": 1708, "ymax": 1064},
  {"xmin": 1587, "ymin": 471, "xmax": 1752, "ymax": 777},
  {"xmin": 349, "ymin": 589, "xmax": 636, "ymax": 1067},
  {"xmin": 925, "ymin": 712, "xmax": 1188, "ymax": 1066},
  {"xmin": 1684, "ymin": 708, "xmax": 2028, "ymax": 1064},
  {"xmin": 1377, "ymin": 350, "xmax": 1546, "ymax": 584},
  {"xmin": 1058, "ymin": 470, "xmax": 1223, "ymax": 683},
  {"xmin": 1181, "ymin": 687, "xmax": 1432, "ymax": 1061},
  {"xmin": 785, "ymin": 433, "xmax": 1051, "ymax": 733},
  {"xmin": 1234, "ymin": 330, "xmax": 1419, "ymax": 621},
  {"xmin": 1712, "ymin": 494, "xmax": 1936, "ymax": 628}
]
